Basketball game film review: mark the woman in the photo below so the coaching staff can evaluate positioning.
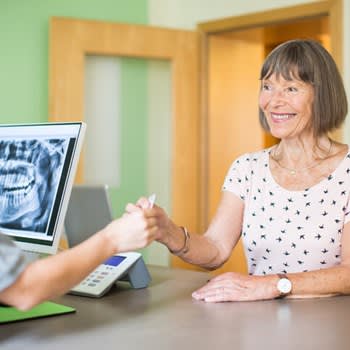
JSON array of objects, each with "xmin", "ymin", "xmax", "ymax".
[{"xmin": 127, "ymin": 39, "xmax": 350, "ymax": 302}]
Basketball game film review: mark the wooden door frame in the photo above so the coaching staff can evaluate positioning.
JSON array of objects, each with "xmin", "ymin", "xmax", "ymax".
[
  {"xmin": 49, "ymin": 17, "xmax": 200, "ymax": 268},
  {"xmin": 197, "ymin": 0, "xmax": 344, "ymax": 229}
]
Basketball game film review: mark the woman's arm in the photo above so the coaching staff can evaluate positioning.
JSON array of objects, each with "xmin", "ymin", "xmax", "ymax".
[
  {"xmin": 0, "ymin": 211, "xmax": 157, "ymax": 310},
  {"xmin": 128, "ymin": 191, "xmax": 245, "ymax": 270},
  {"xmin": 192, "ymin": 221, "xmax": 350, "ymax": 302},
  {"xmin": 285, "ymin": 221, "xmax": 350, "ymax": 297}
]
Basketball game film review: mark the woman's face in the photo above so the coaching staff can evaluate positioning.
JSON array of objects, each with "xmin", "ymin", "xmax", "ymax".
[{"xmin": 259, "ymin": 73, "xmax": 314, "ymax": 140}]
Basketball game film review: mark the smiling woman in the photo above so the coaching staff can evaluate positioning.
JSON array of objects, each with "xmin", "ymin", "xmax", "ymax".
[
  {"xmin": 258, "ymin": 40, "xmax": 348, "ymax": 191},
  {"xmin": 127, "ymin": 39, "xmax": 350, "ymax": 303},
  {"xmin": 258, "ymin": 39, "xmax": 347, "ymax": 138}
]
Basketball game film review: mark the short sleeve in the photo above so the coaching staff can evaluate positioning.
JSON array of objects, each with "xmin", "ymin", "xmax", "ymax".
[
  {"xmin": 343, "ymin": 166, "xmax": 350, "ymax": 224},
  {"xmin": 222, "ymin": 154, "xmax": 249, "ymax": 201},
  {"xmin": 0, "ymin": 234, "xmax": 28, "ymax": 292},
  {"xmin": 344, "ymin": 197, "xmax": 350, "ymax": 225}
]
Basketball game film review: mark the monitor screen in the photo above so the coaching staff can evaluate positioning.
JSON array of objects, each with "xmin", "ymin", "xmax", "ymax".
[{"xmin": 0, "ymin": 122, "xmax": 86, "ymax": 254}]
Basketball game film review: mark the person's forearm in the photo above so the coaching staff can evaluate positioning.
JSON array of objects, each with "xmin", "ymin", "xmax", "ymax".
[
  {"xmin": 284, "ymin": 264, "xmax": 350, "ymax": 298},
  {"xmin": 159, "ymin": 222, "xmax": 228, "ymax": 270},
  {"xmin": 1, "ymin": 230, "xmax": 114, "ymax": 310}
]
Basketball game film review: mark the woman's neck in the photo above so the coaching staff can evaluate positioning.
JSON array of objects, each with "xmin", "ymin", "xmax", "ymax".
[{"xmin": 271, "ymin": 136, "xmax": 333, "ymax": 171}]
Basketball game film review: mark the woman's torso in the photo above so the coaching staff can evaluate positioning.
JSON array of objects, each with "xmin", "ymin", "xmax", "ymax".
[{"xmin": 222, "ymin": 146, "xmax": 350, "ymax": 275}]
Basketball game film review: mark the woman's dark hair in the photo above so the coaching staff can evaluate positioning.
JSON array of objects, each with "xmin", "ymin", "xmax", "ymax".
[{"xmin": 259, "ymin": 39, "xmax": 348, "ymax": 137}]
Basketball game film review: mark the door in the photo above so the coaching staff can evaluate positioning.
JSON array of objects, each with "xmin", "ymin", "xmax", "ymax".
[{"xmin": 49, "ymin": 17, "xmax": 200, "ymax": 269}]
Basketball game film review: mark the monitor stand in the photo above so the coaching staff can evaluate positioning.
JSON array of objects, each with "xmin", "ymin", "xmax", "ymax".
[{"xmin": 119, "ymin": 256, "xmax": 151, "ymax": 289}]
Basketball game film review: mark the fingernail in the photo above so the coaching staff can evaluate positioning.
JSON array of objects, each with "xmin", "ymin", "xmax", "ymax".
[{"xmin": 192, "ymin": 292, "xmax": 200, "ymax": 300}]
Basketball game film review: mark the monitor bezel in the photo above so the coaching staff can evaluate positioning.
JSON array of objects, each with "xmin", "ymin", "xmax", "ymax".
[{"xmin": 0, "ymin": 121, "xmax": 86, "ymax": 255}]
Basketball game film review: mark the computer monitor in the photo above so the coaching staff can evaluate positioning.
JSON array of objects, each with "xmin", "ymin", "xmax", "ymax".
[
  {"xmin": 64, "ymin": 185, "xmax": 113, "ymax": 247},
  {"xmin": 0, "ymin": 122, "xmax": 86, "ymax": 255}
]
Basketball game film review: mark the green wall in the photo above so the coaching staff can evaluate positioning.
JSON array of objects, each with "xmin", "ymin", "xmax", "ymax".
[
  {"xmin": 0, "ymin": 0, "xmax": 148, "ymax": 123},
  {"xmin": 0, "ymin": 0, "xmax": 151, "ymax": 258}
]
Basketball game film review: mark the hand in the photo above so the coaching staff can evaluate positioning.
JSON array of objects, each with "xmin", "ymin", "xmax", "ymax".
[
  {"xmin": 125, "ymin": 197, "xmax": 172, "ymax": 244},
  {"xmin": 102, "ymin": 211, "xmax": 159, "ymax": 253},
  {"xmin": 191, "ymin": 272, "xmax": 279, "ymax": 302}
]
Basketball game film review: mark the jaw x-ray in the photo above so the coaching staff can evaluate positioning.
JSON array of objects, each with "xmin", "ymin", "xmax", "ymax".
[{"xmin": 0, "ymin": 138, "xmax": 68, "ymax": 235}]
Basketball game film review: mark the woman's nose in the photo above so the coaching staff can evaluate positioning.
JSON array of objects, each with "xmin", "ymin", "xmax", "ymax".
[{"xmin": 269, "ymin": 89, "xmax": 286, "ymax": 105}]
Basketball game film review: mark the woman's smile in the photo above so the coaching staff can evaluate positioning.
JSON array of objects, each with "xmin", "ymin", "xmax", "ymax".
[{"xmin": 270, "ymin": 112, "xmax": 297, "ymax": 123}]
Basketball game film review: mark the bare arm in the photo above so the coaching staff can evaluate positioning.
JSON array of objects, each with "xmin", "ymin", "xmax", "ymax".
[
  {"xmin": 128, "ymin": 191, "xmax": 244, "ymax": 270},
  {"xmin": 285, "ymin": 221, "xmax": 350, "ymax": 297},
  {"xmin": 0, "ymin": 211, "xmax": 157, "ymax": 310},
  {"xmin": 192, "ymin": 221, "xmax": 350, "ymax": 302}
]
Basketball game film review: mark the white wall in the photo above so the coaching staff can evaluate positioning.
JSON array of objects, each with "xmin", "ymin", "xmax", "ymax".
[{"xmin": 149, "ymin": 0, "xmax": 350, "ymax": 142}]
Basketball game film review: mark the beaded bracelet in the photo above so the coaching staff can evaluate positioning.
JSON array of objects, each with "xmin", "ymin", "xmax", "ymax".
[{"xmin": 168, "ymin": 226, "xmax": 190, "ymax": 256}]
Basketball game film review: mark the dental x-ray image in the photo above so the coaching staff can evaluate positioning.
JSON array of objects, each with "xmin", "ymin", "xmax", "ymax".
[{"xmin": 0, "ymin": 138, "xmax": 69, "ymax": 235}]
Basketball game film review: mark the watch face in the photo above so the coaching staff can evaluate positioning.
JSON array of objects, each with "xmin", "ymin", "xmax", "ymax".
[{"xmin": 277, "ymin": 278, "xmax": 292, "ymax": 294}]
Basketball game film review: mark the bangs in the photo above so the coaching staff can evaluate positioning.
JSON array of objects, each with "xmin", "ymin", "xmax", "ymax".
[{"xmin": 260, "ymin": 41, "xmax": 315, "ymax": 84}]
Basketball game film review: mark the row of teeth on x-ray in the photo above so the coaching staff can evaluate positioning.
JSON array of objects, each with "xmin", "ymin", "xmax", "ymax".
[
  {"xmin": 0, "ymin": 139, "xmax": 68, "ymax": 233},
  {"xmin": 0, "ymin": 161, "xmax": 35, "ymax": 196}
]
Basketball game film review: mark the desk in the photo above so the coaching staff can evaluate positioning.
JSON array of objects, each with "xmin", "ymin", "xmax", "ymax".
[{"xmin": 1, "ymin": 266, "xmax": 350, "ymax": 349}]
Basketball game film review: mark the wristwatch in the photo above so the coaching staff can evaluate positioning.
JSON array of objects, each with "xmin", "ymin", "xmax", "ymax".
[{"xmin": 276, "ymin": 273, "xmax": 292, "ymax": 298}]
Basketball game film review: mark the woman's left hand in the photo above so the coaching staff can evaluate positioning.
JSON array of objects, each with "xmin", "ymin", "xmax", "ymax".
[{"xmin": 192, "ymin": 272, "xmax": 279, "ymax": 302}]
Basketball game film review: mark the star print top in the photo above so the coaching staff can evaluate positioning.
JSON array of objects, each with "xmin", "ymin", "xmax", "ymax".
[{"xmin": 222, "ymin": 148, "xmax": 350, "ymax": 275}]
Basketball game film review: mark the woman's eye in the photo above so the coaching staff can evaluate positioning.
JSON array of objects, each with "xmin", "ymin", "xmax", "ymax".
[
  {"xmin": 287, "ymin": 86, "xmax": 298, "ymax": 92},
  {"xmin": 262, "ymin": 84, "xmax": 271, "ymax": 91}
]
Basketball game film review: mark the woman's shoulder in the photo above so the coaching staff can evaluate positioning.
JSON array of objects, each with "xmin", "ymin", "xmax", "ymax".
[
  {"xmin": 340, "ymin": 143, "xmax": 350, "ymax": 159},
  {"xmin": 330, "ymin": 143, "xmax": 350, "ymax": 171},
  {"xmin": 232, "ymin": 148, "xmax": 271, "ymax": 168},
  {"xmin": 223, "ymin": 148, "xmax": 270, "ymax": 194}
]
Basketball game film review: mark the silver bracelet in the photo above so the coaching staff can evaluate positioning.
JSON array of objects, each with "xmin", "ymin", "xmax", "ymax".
[{"xmin": 168, "ymin": 226, "xmax": 190, "ymax": 256}]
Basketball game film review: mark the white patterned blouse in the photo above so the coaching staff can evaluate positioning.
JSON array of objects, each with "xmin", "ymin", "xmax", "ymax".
[{"xmin": 222, "ymin": 148, "xmax": 350, "ymax": 275}]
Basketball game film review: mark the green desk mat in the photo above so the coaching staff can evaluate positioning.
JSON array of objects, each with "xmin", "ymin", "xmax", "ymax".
[{"xmin": 0, "ymin": 301, "xmax": 75, "ymax": 324}]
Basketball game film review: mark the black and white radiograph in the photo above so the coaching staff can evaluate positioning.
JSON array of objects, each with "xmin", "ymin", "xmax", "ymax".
[{"xmin": 0, "ymin": 139, "xmax": 68, "ymax": 234}]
